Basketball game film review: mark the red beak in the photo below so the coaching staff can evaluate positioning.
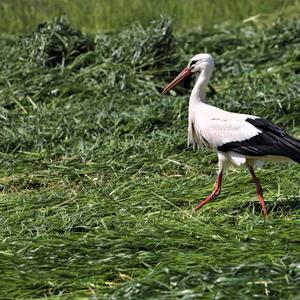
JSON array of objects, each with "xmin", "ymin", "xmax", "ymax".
[{"xmin": 162, "ymin": 67, "xmax": 192, "ymax": 94}]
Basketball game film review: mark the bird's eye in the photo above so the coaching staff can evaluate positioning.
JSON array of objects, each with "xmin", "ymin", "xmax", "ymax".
[{"xmin": 190, "ymin": 60, "xmax": 198, "ymax": 67}]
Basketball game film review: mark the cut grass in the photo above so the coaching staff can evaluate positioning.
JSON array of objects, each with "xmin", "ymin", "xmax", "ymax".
[{"xmin": 0, "ymin": 15, "xmax": 299, "ymax": 299}]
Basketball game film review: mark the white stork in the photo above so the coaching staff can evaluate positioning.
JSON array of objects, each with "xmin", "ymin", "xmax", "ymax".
[{"xmin": 162, "ymin": 53, "xmax": 300, "ymax": 216}]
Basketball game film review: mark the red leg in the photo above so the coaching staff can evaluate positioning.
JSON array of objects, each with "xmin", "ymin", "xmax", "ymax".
[
  {"xmin": 193, "ymin": 172, "xmax": 223, "ymax": 212},
  {"xmin": 247, "ymin": 166, "xmax": 268, "ymax": 217}
]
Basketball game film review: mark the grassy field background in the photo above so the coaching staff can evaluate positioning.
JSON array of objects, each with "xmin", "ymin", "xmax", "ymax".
[
  {"xmin": 1, "ymin": 0, "xmax": 300, "ymax": 34},
  {"xmin": 0, "ymin": 1, "xmax": 300, "ymax": 299}
]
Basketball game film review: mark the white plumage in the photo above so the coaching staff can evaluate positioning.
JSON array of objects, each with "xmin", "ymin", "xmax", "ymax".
[
  {"xmin": 188, "ymin": 103, "xmax": 261, "ymax": 150},
  {"xmin": 162, "ymin": 53, "xmax": 300, "ymax": 216}
]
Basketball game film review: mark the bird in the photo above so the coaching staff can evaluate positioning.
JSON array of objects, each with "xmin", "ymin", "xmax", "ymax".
[{"xmin": 162, "ymin": 53, "xmax": 300, "ymax": 216}]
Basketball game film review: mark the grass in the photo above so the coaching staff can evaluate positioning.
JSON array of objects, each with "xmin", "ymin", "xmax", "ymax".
[
  {"xmin": 1, "ymin": 0, "xmax": 300, "ymax": 34},
  {"xmin": 0, "ymin": 14, "xmax": 299, "ymax": 299}
]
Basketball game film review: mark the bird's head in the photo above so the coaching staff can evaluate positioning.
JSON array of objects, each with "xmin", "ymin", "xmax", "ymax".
[
  {"xmin": 162, "ymin": 53, "xmax": 214, "ymax": 94},
  {"xmin": 188, "ymin": 53, "xmax": 214, "ymax": 73}
]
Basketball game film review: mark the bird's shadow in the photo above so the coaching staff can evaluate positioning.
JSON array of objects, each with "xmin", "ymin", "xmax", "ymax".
[
  {"xmin": 240, "ymin": 197, "xmax": 300, "ymax": 215},
  {"xmin": 269, "ymin": 197, "xmax": 300, "ymax": 215}
]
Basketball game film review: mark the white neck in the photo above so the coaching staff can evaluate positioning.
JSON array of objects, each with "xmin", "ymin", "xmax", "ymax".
[{"xmin": 190, "ymin": 66, "xmax": 213, "ymax": 103}]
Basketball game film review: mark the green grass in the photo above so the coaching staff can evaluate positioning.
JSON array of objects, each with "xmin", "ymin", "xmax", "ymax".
[
  {"xmin": 1, "ymin": 0, "xmax": 300, "ymax": 34},
  {"xmin": 0, "ymin": 15, "xmax": 300, "ymax": 299}
]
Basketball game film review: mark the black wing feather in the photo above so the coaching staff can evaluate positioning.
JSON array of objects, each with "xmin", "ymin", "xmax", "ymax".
[{"xmin": 217, "ymin": 118, "xmax": 300, "ymax": 163}]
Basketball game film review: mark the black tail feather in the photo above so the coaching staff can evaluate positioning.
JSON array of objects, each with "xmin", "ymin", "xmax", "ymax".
[{"xmin": 281, "ymin": 135, "xmax": 300, "ymax": 163}]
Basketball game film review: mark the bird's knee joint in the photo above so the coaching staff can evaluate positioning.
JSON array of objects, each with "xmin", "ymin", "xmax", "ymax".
[
  {"xmin": 256, "ymin": 186, "xmax": 263, "ymax": 195},
  {"xmin": 215, "ymin": 188, "xmax": 221, "ymax": 196}
]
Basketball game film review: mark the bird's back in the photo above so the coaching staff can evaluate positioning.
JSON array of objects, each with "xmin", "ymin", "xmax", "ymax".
[{"xmin": 188, "ymin": 102, "xmax": 261, "ymax": 149}]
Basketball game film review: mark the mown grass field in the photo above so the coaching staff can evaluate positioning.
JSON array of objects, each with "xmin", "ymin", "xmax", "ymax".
[{"xmin": 0, "ymin": 3, "xmax": 300, "ymax": 300}]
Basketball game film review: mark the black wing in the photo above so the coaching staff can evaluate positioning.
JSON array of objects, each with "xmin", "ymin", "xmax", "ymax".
[{"xmin": 217, "ymin": 118, "xmax": 300, "ymax": 163}]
